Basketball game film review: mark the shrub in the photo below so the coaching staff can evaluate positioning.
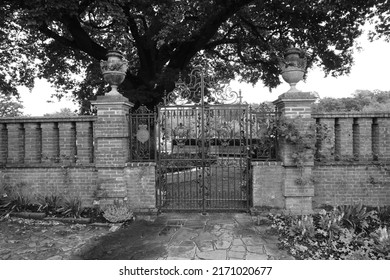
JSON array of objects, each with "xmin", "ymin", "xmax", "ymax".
[
  {"xmin": 375, "ymin": 206, "xmax": 390, "ymax": 227},
  {"xmin": 36, "ymin": 193, "xmax": 63, "ymax": 215},
  {"xmin": 336, "ymin": 203, "xmax": 378, "ymax": 233},
  {"xmin": 57, "ymin": 196, "xmax": 84, "ymax": 218},
  {"xmin": 269, "ymin": 208, "xmax": 390, "ymax": 260},
  {"xmin": 103, "ymin": 202, "xmax": 133, "ymax": 223}
]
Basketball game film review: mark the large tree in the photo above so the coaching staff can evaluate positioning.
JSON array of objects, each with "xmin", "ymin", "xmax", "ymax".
[{"xmin": 0, "ymin": 0, "xmax": 386, "ymax": 112}]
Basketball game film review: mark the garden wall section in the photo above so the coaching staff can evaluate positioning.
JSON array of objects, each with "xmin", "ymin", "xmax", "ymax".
[
  {"xmin": 0, "ymin": 98, "xmax": 157, "ymax": 212},
  {"xmin": 0, "ymin": 117, "xmax": 98, "ymax": 206},
  {"xmin": 313, "ymin": 113, "xmax": 390, "ymax": 208}
]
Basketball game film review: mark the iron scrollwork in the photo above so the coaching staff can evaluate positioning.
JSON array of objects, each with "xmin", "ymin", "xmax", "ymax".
[
  {"xmin": 165, "ymin": 66, "xmax": 242, "ymax": 105},
  {"xmin": 130, "ymin": 105, "xmax": 155, "ymax": 161}
]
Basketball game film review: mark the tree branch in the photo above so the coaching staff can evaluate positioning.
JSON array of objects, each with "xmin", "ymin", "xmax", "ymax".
[
  {"xmin": 59, "ymin": 14, "xmax": 107, "ymax": 60},
  {"xmin": 168, "ymin": 0, "xmax": 257, "ymax": 69},
  {"xmin": 238, "ymin": 15, "xmax": 269, "ymax": 46},
  {"xmin": 38, "ymin": 23, "xmax": 78, "ymax": 49}
]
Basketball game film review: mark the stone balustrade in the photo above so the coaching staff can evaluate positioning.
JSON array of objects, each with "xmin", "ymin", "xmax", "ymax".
[
  {"xmin": 0, "ymin": 116, "xmax": 96, "ymax": 166},
  {"xmin": 313, "ymin": 112, "xmax": 390, "ymax": 162}
]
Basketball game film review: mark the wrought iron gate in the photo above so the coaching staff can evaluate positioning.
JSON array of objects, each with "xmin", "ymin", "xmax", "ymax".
[{"xmin": 156, "ymin": 67, "xmax": 251, "ymax": 212}]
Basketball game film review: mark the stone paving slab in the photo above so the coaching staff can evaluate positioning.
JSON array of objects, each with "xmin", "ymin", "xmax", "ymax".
[{"xmin": 196, "ymin": 248, "xmax": 227, "ymax": 260}]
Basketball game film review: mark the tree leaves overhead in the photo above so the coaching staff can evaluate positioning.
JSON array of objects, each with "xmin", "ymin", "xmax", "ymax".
[
  {"xmin": 0, "ymin": 93, "xmax": 24, "ymax": 117},
  {"xmin": 0, "ymin": 0, "xmax": 386, "ymax": 112}
]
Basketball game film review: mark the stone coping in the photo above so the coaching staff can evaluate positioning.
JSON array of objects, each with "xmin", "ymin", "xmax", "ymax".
[
  {"xmin": 312, "ymin": 112, "xmax": 390, "ymax": 118},
  {"xmin": 0, "ymin": 116, "xmax": 97, "ymax": 123},
  {"xmin": 314, "ymin": 160, "xmax": 390, "ymax": 166},
  {"xmin": 0, "ymin": 163, "xmax": 96, "ymax": 169}
]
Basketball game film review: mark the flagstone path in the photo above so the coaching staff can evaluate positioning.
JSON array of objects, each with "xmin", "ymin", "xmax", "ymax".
[{"xmin": 0, "ymin": 213, "xmax": 294, "ymax": 260}]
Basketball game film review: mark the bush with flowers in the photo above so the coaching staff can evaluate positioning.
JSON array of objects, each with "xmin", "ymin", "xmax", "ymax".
[{"xmin": 269, "ymin": 204, "xmax": 390, "ymax": 259}]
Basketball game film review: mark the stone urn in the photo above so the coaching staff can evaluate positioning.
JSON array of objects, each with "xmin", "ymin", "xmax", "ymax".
[
  {"xmin": 280, "ymin": 47, "xmax": 307, "ymax": 93},
  {"xmin": 100, "ymin": 50, "xmax": 128, "ymax": 96}
]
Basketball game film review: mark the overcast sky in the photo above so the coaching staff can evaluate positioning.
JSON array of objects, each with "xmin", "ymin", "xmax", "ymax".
[{"xmin": 18, "ymin": 28, "xmax": 390, "ymax": 116}]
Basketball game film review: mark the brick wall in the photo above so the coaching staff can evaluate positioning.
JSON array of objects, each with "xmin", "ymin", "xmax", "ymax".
[
  {"xmin": 124, "ymin": 163, "xmax": 156, "ymax": 208},
  {"xmin": 0, "ymin": 167, "xmax": 97, "ymax": 207},
  {"xmin": 313, "ymin": 163, "xmax": 390, "ymax": 207},
  {"xmin": 313, "ymin": 112, "xmax": 390, "ymax": 162},
  {"xmin": 0, "ymin": 117, "xmax": 97, "ymax": 207},
  {"xmin": 0, "ymin": 98, "xmax": 158, "ymax": 212},
  {"xmin": 251, "ymin": 161, "xmax": 284, "ymax": 208},
  {"xmin": 312, "ymin": 112, "xmax": 390, "ymax": 207}
]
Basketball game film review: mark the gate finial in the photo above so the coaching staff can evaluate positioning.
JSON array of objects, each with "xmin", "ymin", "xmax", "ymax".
[{"xmin": 238, "ymin": 89, "xmax": 243, "ymax": 104}]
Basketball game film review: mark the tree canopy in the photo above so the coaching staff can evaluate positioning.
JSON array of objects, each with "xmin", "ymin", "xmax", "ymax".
[
  {"xmin": 0, "ymin": 0, "xmax": 387, "ymax": 112},
  {"xmin": 43, "ymin": 107, "xmax": 78, "ymax": 117},
  {"xmin": 0, "ymin": 93, "xmax": 24, "ymax": 117}
]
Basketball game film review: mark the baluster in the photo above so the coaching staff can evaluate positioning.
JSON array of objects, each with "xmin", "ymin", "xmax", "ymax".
[
  {"xmin": 24, "ymin": 123, "xmax": 41, "ymax": 164},
  {"xmin": 6, "ymin": 123, "xmax": 24, "ymax": 164}
]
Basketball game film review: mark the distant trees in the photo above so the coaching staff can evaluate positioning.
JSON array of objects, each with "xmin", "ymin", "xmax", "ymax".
[
  {"xmin": 43, "ymin": 108, "xmax": 78, "ymax": 117},
  {"xmin": 0, "ymin": 93, "xmax": 24, "ymax": 117},
  {"xmin": 312, "ymin": 90, "xmax": 390, "ymax": 113}
]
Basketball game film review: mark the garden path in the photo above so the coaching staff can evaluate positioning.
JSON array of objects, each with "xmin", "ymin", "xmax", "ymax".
[{"xmin": 0, "ymin": 213, "xmax": 294, "ymax": 260}]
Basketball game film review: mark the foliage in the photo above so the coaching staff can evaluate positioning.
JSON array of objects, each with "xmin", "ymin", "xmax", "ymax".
[
  {"xmin": 43, "ymin": 108, "xmax": 78, "ymax": 117},
  {"xmin": 80, "ymin": 207, "xmax": 105, "ymax": 222},
  {"xmin": 57, "ymin": 196, "xmax": 84, "ymax": 218},
  {"xmin": 259, "ymin": 114, "xmax": 332, "ymax": 166},
  {"xmin": 368, "ymin": 1, "xmax": 390, "ymax": 42},
  {"xmin": 0, "ymin": 182, "xmax": 35, "ymax": 212},
  {"xmin": 1, "ymin": 0, "xmax": 387, "ymax": 111},
  {"xmin": 313, "ymin": 90, "xmax": 390, "ymax": 113},
  {"xmin": 0, "ymin": 93, "xmax": 24, "ymax": 117},
  {"xmin": 337, "ymin": 203, "xmax": 378, "ymax": 234},
  {"xmin": 374, "ymin": 205, "xmax": 390, "ymax": 227},
  {"xmin": 102, "ymin": 201, "xmax": 134, "ymax": 223},
  {"xmin": 36, "ymin": 193, "xmax": 63, "ymax": 215},
  {"xmin": 270, "ymin": 207, "xmax": 390, "ymax": 260}
]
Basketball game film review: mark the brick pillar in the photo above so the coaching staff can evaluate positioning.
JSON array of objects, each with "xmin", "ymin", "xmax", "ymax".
[
  {"xmin": 41, "ymin": 122, "xmax": 60, "ymax": 163},
  {"xmin": 75, "ymin": 121, "xmax": 94, "ymax": 164},
  {"xmin": 91, "ymin": 95, "xmax": 133, "ymax": 205},
  {"xmin": 273, "ymin": 91, "xmax": 317, "ymax": 214},
  {"xmin": 358, "ymin": 118, "xmax": 372, "ymax": 161},
  {"xmin": 6, "ymin": 123, "xmax": 24, "ymax": 164},
  {"xmin": 58, "ymin": 122, "xmax": 76, "ymax": 164},
  {"xmin": 339, "ymin": 118, "xmax": 353, "ymax": 160},
  {"xmin": 316, "ymin": 117, "xmax": 335, "ymax": 160},
  {"xmin": 378, "ymin": 118, "xmax": 390, "ymax": 161},
  {"xmin": 24, "ymin": 123, "xmax": 41, "ymax": 164},
  {"xmin": 0, "ymin": 123, "xmax": 7, "ymax": 165}
]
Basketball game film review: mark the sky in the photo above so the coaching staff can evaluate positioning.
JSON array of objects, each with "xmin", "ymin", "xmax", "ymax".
[{"xmin": 18, "ymin": 30, "xmax": 390, "ymax": 116}]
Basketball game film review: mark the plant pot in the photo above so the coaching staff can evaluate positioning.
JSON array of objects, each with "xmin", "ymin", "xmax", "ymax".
[
  {"xmin": 280, "ymin": 47, "xmax": 307, "ymax": 93},
  {"xmin": 100, "ymin": 50, "xmax": 128, "ymax": 96},
  {"xmin": 102, "ymin": 71, "xmax": 126, "ymax": 95},
  {"xmin": 281, "ymin": 67, "xmax": 305, "ymax": 93}
]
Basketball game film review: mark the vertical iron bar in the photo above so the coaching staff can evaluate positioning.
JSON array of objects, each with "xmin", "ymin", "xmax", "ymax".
[
  {"xmin": 245, "ymin": 105, "xmax": 250, "ymax": 210},
  {"xmin": 200, "ymin": 70, "xmax": 206, "ymax": 214}
]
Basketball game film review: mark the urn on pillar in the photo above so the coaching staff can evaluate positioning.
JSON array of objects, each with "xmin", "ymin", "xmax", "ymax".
[
  {"xmin": 100, "ymin": 50, "xmax": 128, "ymax": 96},
  {"xmin": 279, "ymin": 47, "xmax": 307, "ymax": 93}
]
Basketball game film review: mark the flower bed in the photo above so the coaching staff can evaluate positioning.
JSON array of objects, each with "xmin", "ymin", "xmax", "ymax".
[
  {"xmin": 269, "ymin": 204, "xmax": 390, "ymax": 259},
  {"xmin": 0, "ymin": 184, "xmax": 133, "ymax": 224}
]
